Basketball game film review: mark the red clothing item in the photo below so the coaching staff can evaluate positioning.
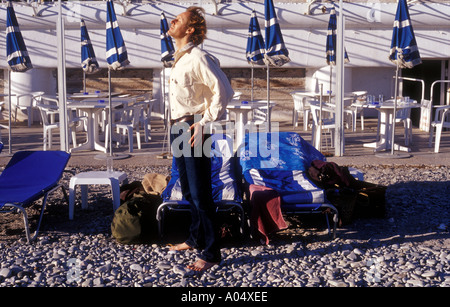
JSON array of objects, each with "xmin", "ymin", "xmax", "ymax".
[{"xmin": 249, "ymin": 184, "xmax": 287, "ymax": 245}]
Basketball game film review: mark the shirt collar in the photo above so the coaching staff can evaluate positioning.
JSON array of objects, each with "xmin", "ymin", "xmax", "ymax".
[{"xmin": 173, "ymin": 42, "xmax": 195, "ymax": 64}]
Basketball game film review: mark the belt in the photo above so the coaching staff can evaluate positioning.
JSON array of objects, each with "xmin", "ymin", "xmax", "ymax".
[{"xmin": 170, "ymin": 114, "xmax": 195, "ymax": 126}]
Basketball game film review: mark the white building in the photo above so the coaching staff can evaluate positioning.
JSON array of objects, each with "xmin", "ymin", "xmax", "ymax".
[{"xmin": 2, "ymin": 0, "xmax": 450, "ymax": 115}]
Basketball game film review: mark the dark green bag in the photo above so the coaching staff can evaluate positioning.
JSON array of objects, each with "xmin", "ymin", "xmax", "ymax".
[{"xmin": 111, "ymin": 193, "xmax": 161, "ymax": 244}]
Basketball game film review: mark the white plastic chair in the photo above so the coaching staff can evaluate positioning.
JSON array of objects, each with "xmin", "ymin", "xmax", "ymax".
[
  {"xmin": 137, "ymin": 97, "xmax": 155, "ymax": 142},
  {"xmin": 429, "ymin": 105, "xmax": 450, "ymax": 153},
  {"xmin": 290, "ymin": 92, "xmax": 312, "ymax": 130},
  {"xmin": 36, "ymin": 103, "xmax": 86, "ymax": 151},
  {"xmin": 251, "ymin": 100, "xmax": 275, "ymax": 126},
  {"xmin": 105, "ymin": 104, "xmax": 143, "ymax": 153},
  {"xmin": 347, "ymin": 91, "xmax": 368, "ymax": 131},
  {"xmin": 395, "ymin": 107, "xmax": 413, "ymax": 146},
  {"xmin": 0, "ymin": 102, "xmax": 7, "ymax": 143},
  {"xmin": 309, "ymin": 101, "xmax": 335, "ymax": 150},
  {"xmin": 13, "ymin": 93, "xmax": 34, "ymax": 127}
]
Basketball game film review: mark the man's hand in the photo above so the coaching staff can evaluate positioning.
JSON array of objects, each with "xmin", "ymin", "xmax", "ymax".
[{"xmin": 189, "ymin": 122, "xmax": 203, "ymax": 147}]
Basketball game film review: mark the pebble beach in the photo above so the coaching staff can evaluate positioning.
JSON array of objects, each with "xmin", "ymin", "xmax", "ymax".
[{"xmin": 0, "ymin": 164, "xmax": 449, "ymax": 288}]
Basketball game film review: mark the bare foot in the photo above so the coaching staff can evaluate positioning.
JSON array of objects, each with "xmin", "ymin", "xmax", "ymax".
[
  {"xmin": 186, "ymin": 259, "xmax": 219, "ymax": 272},
  {"xmin": 168, "ymin": 242, "xmax": 193, "ymax": 252}
]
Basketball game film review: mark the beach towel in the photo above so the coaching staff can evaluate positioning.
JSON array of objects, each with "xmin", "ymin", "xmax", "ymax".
[{"xmin": 249, "ymin": 184, "xmax": 287, "ymax": 245}]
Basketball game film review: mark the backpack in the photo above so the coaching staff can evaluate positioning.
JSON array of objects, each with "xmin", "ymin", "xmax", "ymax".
[
  {"xmin": 111, "ymin": 192, "xmax": 162, "ymax": 245},
  {"xmin": 308, "ymin": 160, "xmax": 386, "ymax": 225},
  {"xmin": 307, "ymin": 160, "xmax": 357, "ymax": 189}
]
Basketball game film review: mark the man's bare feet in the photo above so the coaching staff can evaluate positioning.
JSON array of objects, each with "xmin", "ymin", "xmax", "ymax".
[
  {"xmin": 168, "ymin": 242, "xmax": 193, "ymax": 252},
  {"xmin": 186, "ymin": 258, "xmax": 219, "ymax": 272}
]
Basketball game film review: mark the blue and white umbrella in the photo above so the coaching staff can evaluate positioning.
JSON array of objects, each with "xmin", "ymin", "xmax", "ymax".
[
  {"xmin": 387, "ymin": 0, "xmax": 421, "ymax": 156},
  {"xmin": 105, "ymin": 0, "xmax": 129, "ymax": 157},
  {"xmin": 263, "ymin": 0, "xmax": 290, "ymax": 130},
  {"xmin": 106, "ymin": 0, "xmax": 130, "ymax": 71},
  {"xmin": 160, "ymin": 12, "xmax": 174, "ymax": 68},
  {"xmin": 6, "ymin": 0, "xmax": 32, "ymax": 73},
  {"xmin": 389, "ymin": 0, "xmax": 421, "ymax": 69},
  {"xmin": 246, "ymin": 10, "xmax": 265, "ymax": 100},
  {"xmin": 81, "ymin": 19, "xmax": 99, "ymax": 92},
  {"xmin": 263, "ymin": 0, "xmax": 290, "ymax": 67},
  {"xmin": 6, "ymin": 0, "xmax": 33, "ymax": 154},
  {"xmin": 326, "ymin": 6, "xmax": 349, "ymax": 103},
  {"xmin": 160, "ymin": 11, "xmax": 174, "ymax": 155},
  {"xmin": 246, "ymin": 10, "xmax": 265, "ymax": 66},
  {"xmin": 326, "ymin": 7, "xmax": 349, "ymax": 67}
]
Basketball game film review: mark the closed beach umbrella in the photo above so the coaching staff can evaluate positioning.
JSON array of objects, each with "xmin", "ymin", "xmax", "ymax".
[
  {"xmin": 246, "ymin": 10, "xmax": 265, "ymax": 101},
  {"xmin": 106, "ymin": 0, "xmax": 129, "ymax": 157},
  {"xmin": 263, "ymin": 0, "xmax": 290, "ymax": 130},
  {"xmin": 387, "ymin": 0, "xmax": 421, "ymax": 156},
  {"xmin": 81, "ymin": 19, "xmax": 99, "ymax": 92},
  {"xmin": 326, "ymin": 6, "xmax": 349, "ymax": 99},
  {"xmin": 160, "ymin": 11, "xmax": 175, "ymax": 156},
  {"xmin": 160, "ymin": 12, "xmax": 174, "ymax": 68},
  {"xmin": 6, "ymin": 0, "xmax": 33, "ymax": 154},
  {"xmin": 6, "ymin": 1, "xmax": 32, "ymax": 73},
  {"xmin": 106, "ymin": 0, "xmax": 129, "ymax": 71}
]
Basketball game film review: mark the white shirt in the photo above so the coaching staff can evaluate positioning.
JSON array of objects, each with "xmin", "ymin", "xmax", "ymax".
[{"xmin": 169, "ymin": 42, "xmax": 234, "ymax": 126}]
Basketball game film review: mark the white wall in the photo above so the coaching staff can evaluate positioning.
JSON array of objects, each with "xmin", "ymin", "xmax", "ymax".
[{"xmin": 1, "ymin": 1, "xmax": 449, "ymax": 69}]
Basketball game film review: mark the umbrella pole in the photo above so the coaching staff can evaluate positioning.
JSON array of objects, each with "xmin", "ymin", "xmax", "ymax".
[
  {"xmin": 8, "ymin": 70, "xmax": 12, "ymax": 155},
  {"xmin": 162, "ymin": 67, "xmax": 166, "ymax": 125},
  {"xmin": 108, "ymin": 68, "xmax": 113, "ymax": 157},
  {"xmin": 266, "ymin": 63, "xmax": 271, "ymax": 132},
  {"xmin": 83, "ymin": 71, "xmax": 86, "ymax": 93},
  {"xmin": 319, "ymin": 83, "xmax": 323, "ymax": 152},
  {"xmin": 251, "ymin": 65, "xmax": 254, "ymax": 101},
  {"xmin": 329, "ymin": 65, "xmax": 332, "ymax": 103},
  {"xmin": 391, "ymin": 64, "xmax": 399, "ymax": 155}
]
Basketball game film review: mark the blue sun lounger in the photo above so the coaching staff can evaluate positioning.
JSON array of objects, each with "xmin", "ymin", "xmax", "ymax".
[
  {"xmin": 156, "ymin": 134, "xmax": 245, "ymax": 239},
  {"xmin": 240, "ymin": 131, "xmax": 339, "ymax": 239},
  {"xmin": 0, "ymin": 151, "xmax": 71, "ymax": 243}
]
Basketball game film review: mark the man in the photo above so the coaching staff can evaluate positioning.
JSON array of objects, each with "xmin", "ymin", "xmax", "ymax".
[{"xmin": 167, "ymin": 6, "xmax": 234, "ymax": 272}]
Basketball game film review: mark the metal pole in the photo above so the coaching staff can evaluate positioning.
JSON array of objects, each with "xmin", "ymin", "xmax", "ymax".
[
  {"xmin": 108, "ymin": 68, "xmax": 113, "ymax": 156},
  {"xmin": 57, "ymin": 0, "xmax": 69, "ymax": 152},
  {"xmin": 266, "ymin": 63, "xmax": 271, "ymax": 132},
  {"xmin": 335, "ymin": 0, "xmax": 345, "ymax": 156},
  {"xmin": 391, "ymin": 64, "xmax": 399, "ymax": 155},
  {"xmin": 8, "ymin": 70, "xmax": 12, "ymax": 154},
  {"xmin": 319, "ymin": 83, "xmax": 323, "ymax": 152}
]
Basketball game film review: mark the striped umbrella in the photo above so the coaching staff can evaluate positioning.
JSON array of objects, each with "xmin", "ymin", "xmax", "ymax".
[
  {"xmin": 263, "ymin": 0, "xmax": 290, "ymax": 130},
  {"xmin": 6, "ymin": 0, "xmax": 33, "ymax": 154},
  {"xmin": 160, "ymin": 12, "xmax": 175, "ymax": 156},
  {"xmin": 81, "ymin": 19, "xmax": 99, "ymax": 92},
  {"xmin": 246, "ymin": 10, "xmax": 265, "ymax": 101},
  {"xmin": 160, "ymin": 12, "xmax": 174, "ymax": 68},
  {"xmin": 389, "ymin": 0, "xmax": 421, "ymax": 69},
  {"xmin": 326, "ymin": 7, "xmax": 349, "ymax": 67},
  {"xmin": 106, "ymin": 0, "xmax": 130, "ymax": 71},
  {"xmin": 106, "ymin": 0, "xmax": 130, "ymax": 157},
  {"xmin": 387, "ymin": 0, "xmax": 421, "ymax": 156},
  {"xmin": 6, "ymin": 1, "xmax": 32, "ymax": 73},
  {"xmin": 326, "ymin": 6, "xmax": 349, "ymax": 100}
]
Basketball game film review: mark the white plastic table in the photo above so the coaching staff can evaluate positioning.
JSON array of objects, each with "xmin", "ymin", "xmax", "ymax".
[
  {"xmin": 68, "ymin": 98, "xmax": 133, "ymax": 153},
  {"xmin": 68, "ymin": 170, "xmax": 128, "ymax": 220},
  {"xmin": 226, "ymin": 100, "xmax": 275, "ymax": 151},
  {"xmin": 362, "ymin": 100, "xmax": 419, "ymax": 152}
]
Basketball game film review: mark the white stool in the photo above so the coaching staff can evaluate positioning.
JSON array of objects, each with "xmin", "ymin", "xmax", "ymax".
[{"xmin": 69, "ymin": 171, "xmax": 128, "ymax": 220}]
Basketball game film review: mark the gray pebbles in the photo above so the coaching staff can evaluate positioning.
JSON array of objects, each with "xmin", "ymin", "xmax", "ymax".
[{"xmin": 0, "ymin": 164, "xmax": 448, "ymax": 287}]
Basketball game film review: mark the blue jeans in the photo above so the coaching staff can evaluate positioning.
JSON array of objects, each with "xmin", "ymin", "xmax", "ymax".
[{"xmin": 170, "ymin": 121, "xmax": 221, "ymax": 263}]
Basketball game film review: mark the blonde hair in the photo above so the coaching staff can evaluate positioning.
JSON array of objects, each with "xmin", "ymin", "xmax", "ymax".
[{"xmin": 186, "ymin": 6, "xmax": 207, "ymax": 46}]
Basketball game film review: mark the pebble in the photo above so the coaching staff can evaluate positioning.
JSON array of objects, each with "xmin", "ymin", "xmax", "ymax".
[{"xmin": 0, "ymin": 165, "xmax": 448, "ymax": 287}]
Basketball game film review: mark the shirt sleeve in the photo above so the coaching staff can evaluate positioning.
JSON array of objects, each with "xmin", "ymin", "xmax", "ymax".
[{"xmin": 196, "ymin": 51, "xmax": 235, "ymax": 126}]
